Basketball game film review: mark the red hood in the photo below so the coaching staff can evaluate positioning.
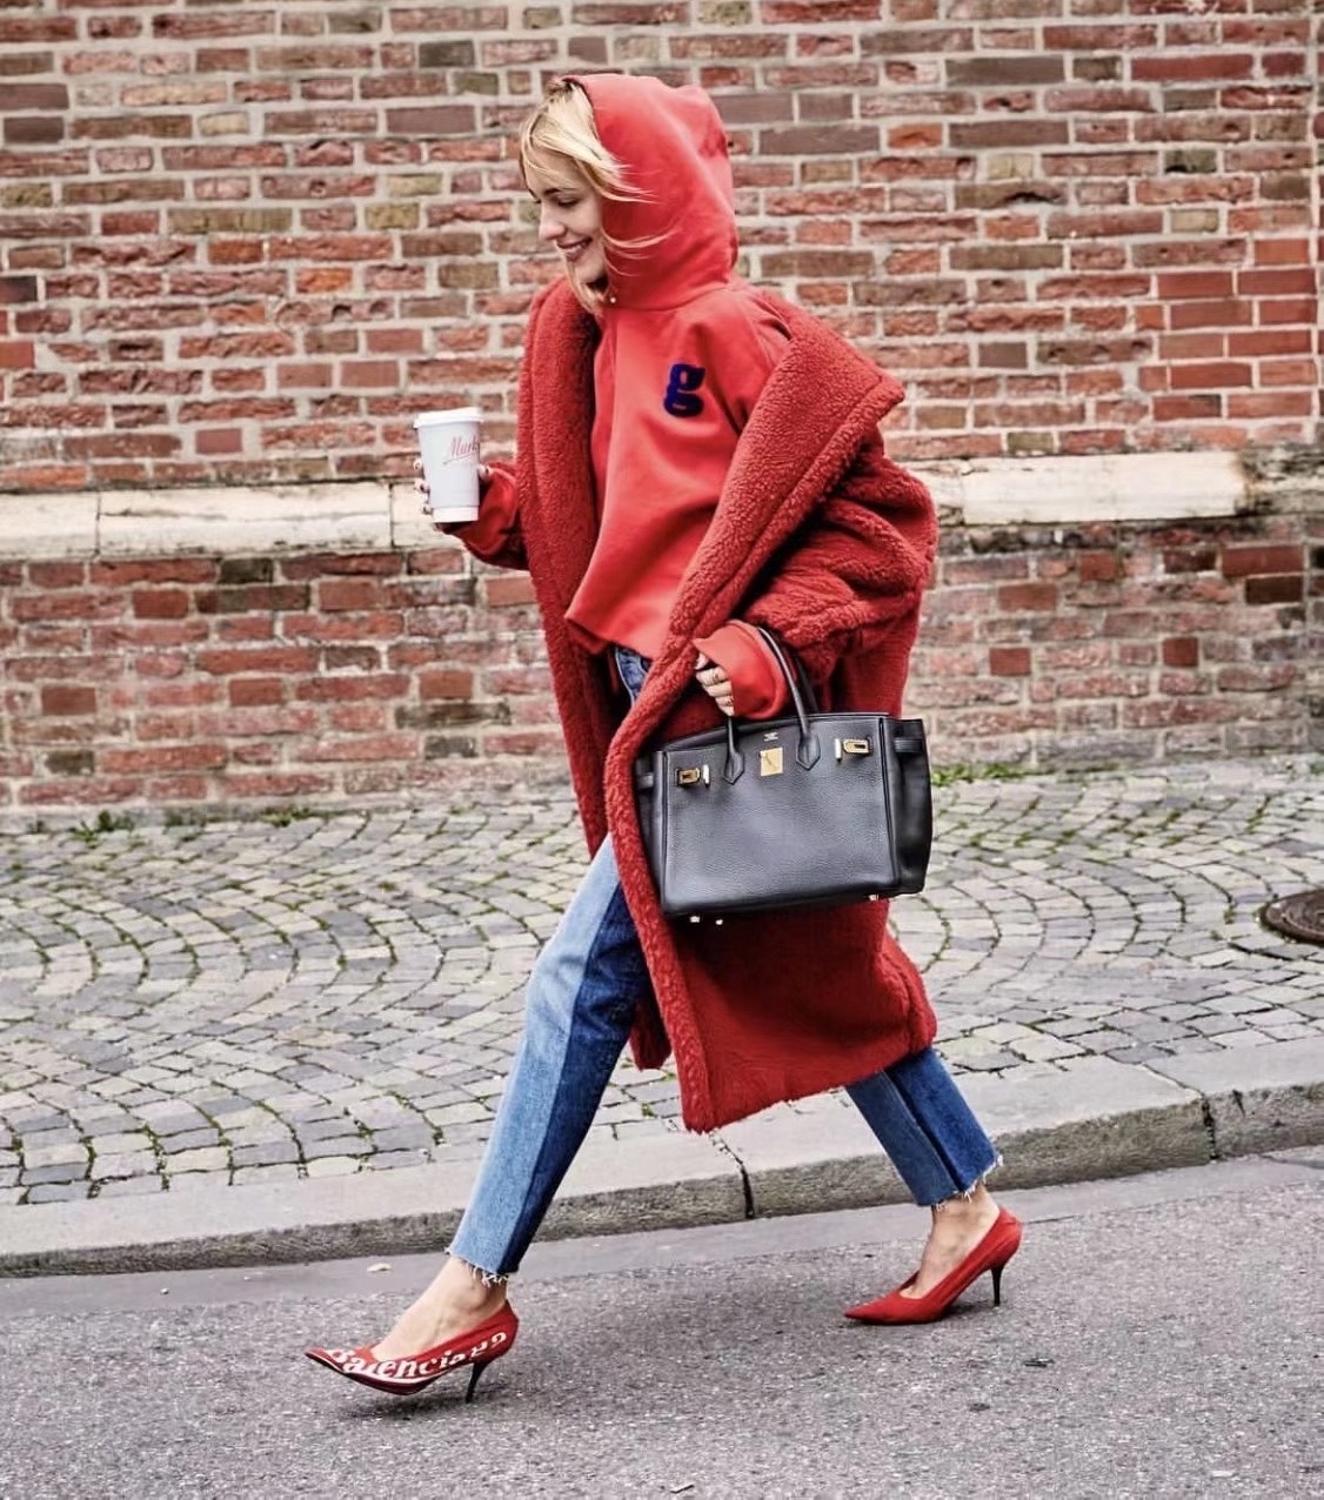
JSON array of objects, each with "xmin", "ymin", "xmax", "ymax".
[{"xmin": 564, "ymin": 73, "xmax": 738, "ymax": 312}]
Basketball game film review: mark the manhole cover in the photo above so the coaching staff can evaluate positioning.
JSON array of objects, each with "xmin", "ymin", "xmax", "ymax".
[{"xmin": 1261, "ymin": 888, "xmax": 1324, "ymax": 946}]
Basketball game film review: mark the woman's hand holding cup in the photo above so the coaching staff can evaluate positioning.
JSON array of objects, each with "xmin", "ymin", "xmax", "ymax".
[
  {"xmin": 413, "ymin": 406, "xmax": 483, "ymax": 526},
  {"xmin": 416, "ymin": 455, "xmax": 490, "ymax": 530}
]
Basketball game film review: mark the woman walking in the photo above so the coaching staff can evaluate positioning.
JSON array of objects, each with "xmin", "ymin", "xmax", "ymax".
[{"xmin": 306, "ymin": 73, "xmax": 1021, "ymax": 1400}]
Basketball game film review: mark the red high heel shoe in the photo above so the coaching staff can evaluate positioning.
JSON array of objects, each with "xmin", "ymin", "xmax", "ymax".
[
  {"xmin": 845, "ymin": 1207, "xmax": 1023, "ymax": 1325},
  {"xmin": 305, "ymin": 1303, "xmax": 518, "ymax": 1399}
]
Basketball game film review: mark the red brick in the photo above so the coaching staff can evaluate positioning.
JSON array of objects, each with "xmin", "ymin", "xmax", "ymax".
[
  {"xmin": 100, "ymin": 744, "xmax": 227, "ymax": 774},
  {"xmin": 486, "ymin": 576, "xmax": 536, "ymax": 607},
  {"xmin": 11, "ymin": 592, "xmax": 117, "ymax": 623},
  {"xmin": 131, "ymin": 589, "xmax": 190, "ymax": 620},
  {"xmin": 941, "ymin": 555, "xmax": 1029, "ymax": 586},
  {"xmin": 279, "ymin": 553, "xmax": 402, "ymax": 579},
  {"xmin": 27, "ymin": 562, "xmax": 85, "ymax": 588},
  {"xmin": 483, "ymin": 730, "xmax": 566, "ymax": 756},
  {"xmin": 1256, "ymin": 297, "xmax": 1317, "ymax": 327},
  {"xmin": 196, "ymin": 428, "xmax": 242, "ymax": 456},
  {"xmin": 20, "ymin": 776, "xmax": 144, "ymax": 807},
  {"xmin": 1153, "ymin": 394, "xmax": 1221, "ymax": 421},
  {"xmin": 318, "ymin": 578, "xmax": 383, "ymax": 611},
  {"xmin": 277, "ymin": 362, "xmax": 334, "ymax": 389},
  {"xmin": 339, "ymin": 360, "xmax": 399, "ymax": 388},
  {"xmin": 294, "ymin": 674, "xmax": 409, "ymax": 702},
  {"xmin": 1259, "ymin": 359, "xmax": 1318, "ymax": 389},
  {"xmin": 997, "ymin": 583, "xmax": 1058, "ymax": 612},
  {"xmin": 1252, "ymin": 238, "xmax": 1310, "ymax": 267},
  {"xmin": 0, "ymin": 341, "xmax": 34, "ymax": 369},
  {"xmin": 92, "ymin": 559, "xmax": 216, "ymax": 586},
  {"xmin": 40, "ymin": 684, "xmax": 97, "ymax": 716},
  {"xmin": 384, "ymin": 106, "xmax": 475, "ymax": 135},
  {"xmin": 1157, "ymin": 271, "xmax": 1235, "ymax": 301},
  {"xmin": 420, "ymin": 669, "xmax": 475, "ymax": 699},
  {"xmin": 1133, "ymin": 54, "xmax": 1253, "ymax": 82},
  {"xmin": 1169, "ymin": 362, "xmax": 1252, "ymax": 391},
  {"xmin": 760, "ymin": 124, "xmax": 880, "ymax": 156},
  {"xmin": 1162, "ymin": 637, "xmax": 1199, "ymax": 668},
  {"xmin": 1243, "ymin": 575, "xmax": 1302, "ymax": 605},
  {"xmin": 1220, "ymin": 544, "xmax": 1302, "ymax": 578},
  {"xmin": 197, "ymin": 707, "xmax": 319, "ymax": 738},
  {"xmin": 229, "ymin": 678, "xmax": 285, "ymax": 708},
  {"xmin": 222, "ymin": 772, "xmax": 334, "ymax": 799},
  {"xmin": 197, "ymin": 646, "xmax": 319, "ymax": 676},
  {"xmin": 988, "ymin": 647, "xmax": 1031, "ymax": 677},
  {"xmin": 1227, "ymin": 391, "xmax": 1313, "ymax": 420},
  {"xmin": 305, "ymin": 733, "xmax": 419, "ymax": 762},
  {"xmin": 1237, "ymin": 267, "xmax": 1314, "ymax": 296},
  {"xmin": 1077, "ymin": 552, "xmax": 1119, "ymax": 582}
]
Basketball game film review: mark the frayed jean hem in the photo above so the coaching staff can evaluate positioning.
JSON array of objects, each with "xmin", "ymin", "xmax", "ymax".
[
  {"xmin": 926, "ymin": 1151, "xmax": 1004, "ymax": 1211},
  {"xmin": 447, "ymin": 1247, "xmax": 512, "ymax": 1288}
]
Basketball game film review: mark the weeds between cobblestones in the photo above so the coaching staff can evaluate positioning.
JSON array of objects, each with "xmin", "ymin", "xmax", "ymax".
[{"xmin": 0, "ymin": 757, "xmax": 1321, "ymax": 1206}]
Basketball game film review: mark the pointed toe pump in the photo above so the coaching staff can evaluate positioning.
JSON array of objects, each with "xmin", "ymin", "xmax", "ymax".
[
  {"xmin": 306, "ymin": 1303, "xmax": 519, "ymax": 1399},
  {"xmin": 845, "ymin": 1207, "xmax": 1023, "ymax": 1326}
]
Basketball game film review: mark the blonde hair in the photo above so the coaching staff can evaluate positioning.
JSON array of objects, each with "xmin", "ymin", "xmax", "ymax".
[{"xmin": 517, "ymin": 78, "xmax": 665, "ymax": 313}]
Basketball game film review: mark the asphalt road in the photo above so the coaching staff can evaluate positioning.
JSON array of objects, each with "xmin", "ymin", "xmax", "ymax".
[{"xmin": 1, "ymin": 1153, "xmax": 1320, "ymax": 1500}]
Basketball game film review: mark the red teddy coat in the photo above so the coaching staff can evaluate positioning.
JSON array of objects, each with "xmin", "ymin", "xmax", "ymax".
[{"xmin": 464, "ymin": 277, "xmax": 939, "ymax": 1133}]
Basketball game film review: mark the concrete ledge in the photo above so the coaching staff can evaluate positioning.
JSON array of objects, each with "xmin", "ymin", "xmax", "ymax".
[
  {"xmin": 99, "ymin": 482, "xmax": 393, "ymax": 557},
  {"xmin": 0, "ymin": 1132, "xmax": 741, "ymax": 1278},
  {"xmin": 930, "ymin": 450, "xmax": 1246, "ymax": 526},
  {"xmin": 0, "ymin": 450, "xmax": 1253, "ymax": 561},
  {"xmin": 0, "ymin": 490, "xmax": 98, "ymax": 558},
  {"xmin": 718, "ymin": 1057, "xmax": 1209, "ymax": 1218},
  {"xmin": 717, "ymin": 1092, "xmax": 908, "ymax": 1216},
  {"xmin": 1147, "ymin": 1037, "xmax": 1324, "ymax": 1157},
  {"xmin": 1, "ymin": 1052, "xmax": 1319, "ymax": 1277},
  {"xmin": 959, "ymin": 1056, "xmax": 1211, "ymax": 1187}
]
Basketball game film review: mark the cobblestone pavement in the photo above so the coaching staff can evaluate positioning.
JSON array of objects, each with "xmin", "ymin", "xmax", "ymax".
[{"xmin": 1, "ymin": 757, "xmax": 1321, "ymax": 1207}]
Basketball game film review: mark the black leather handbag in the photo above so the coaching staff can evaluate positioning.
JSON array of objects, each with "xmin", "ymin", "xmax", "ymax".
[{"xmin": 632, "ymin": 627, "xmax": 933, "ymax": 922}]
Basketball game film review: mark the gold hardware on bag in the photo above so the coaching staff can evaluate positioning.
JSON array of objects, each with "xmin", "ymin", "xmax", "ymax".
[
  {"xmin": 759, "ymin": 746, "xmax": 784, "ymax": 777},
  {"xmin": 676, "ymin": 765, "xmax": 710, "ymax": 788},
  {"xmin": 835, "ymin": 736, "xmax": 872, "ymax": 761}
]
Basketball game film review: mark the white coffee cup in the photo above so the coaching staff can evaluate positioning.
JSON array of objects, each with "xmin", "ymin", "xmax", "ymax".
[{"xmin": 414, "ymin": 406, "xmax": 482, "ymax": 522}]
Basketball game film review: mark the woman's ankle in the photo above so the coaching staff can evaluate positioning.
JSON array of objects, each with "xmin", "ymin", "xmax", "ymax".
[
  {"xmin": 930, "ymin": 1182, "xmax": 997, "ymax": 1223},
  {"xmin": 434, "ymin": 1252, "xmax": 509, "ymax": 1313}
]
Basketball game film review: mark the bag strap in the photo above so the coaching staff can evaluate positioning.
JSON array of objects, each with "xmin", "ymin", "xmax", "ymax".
[
  {"xmin": 750, "ymin": 625, "xmax": 819, "ymax": 715},
  {"xmin": 721, "ymin": 625, "xmax": 822, "ymax": 782}
]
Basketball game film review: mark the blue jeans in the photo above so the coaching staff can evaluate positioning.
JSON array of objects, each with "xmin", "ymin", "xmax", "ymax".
[{"xmin": 448, "ymin": 645, "xmax": 999, "ymax": 1278}]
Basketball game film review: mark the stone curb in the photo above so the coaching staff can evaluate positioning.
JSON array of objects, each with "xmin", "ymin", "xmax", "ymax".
[{"xmin": 1, "ymin": 1041, "xmax": 1321, "ymax": 1277}]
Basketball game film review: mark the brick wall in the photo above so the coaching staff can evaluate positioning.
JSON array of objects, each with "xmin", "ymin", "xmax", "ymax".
[
  {"xmin": 1, "ymin": 1, "xmax": 1320, "ymax": 492},
  {"xmin": 1, "ymin": 488, "xmax": 1318, "ymax": 815}
]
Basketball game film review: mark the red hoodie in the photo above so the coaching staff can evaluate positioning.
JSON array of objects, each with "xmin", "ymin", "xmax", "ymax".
[{"xmin": 449, "ymin": 73, "xmax": 794, "ymax": 718}]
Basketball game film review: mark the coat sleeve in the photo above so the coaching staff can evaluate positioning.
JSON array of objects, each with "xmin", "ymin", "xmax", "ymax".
[
  {"xmin": 693, "ymin": 619, "xmax": 789, "ymax": 721},
  {"xmin": 435, "ymin": 463, "xmax": 527, "ymax": 571},
  {"xmin": 737, "ymin": 431, "xmax": 938, "ymax": 686}
]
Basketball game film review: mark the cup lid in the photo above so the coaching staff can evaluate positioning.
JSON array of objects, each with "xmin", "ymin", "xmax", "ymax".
[{"xmin": 414, "ymin": 406, "xmax": 482, "ymax": 427}]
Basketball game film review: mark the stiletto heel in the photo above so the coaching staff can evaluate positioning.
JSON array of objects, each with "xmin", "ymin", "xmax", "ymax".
[
  {"xmin": 845, "ymin": 1208, "xmax": 1023, "ymax": 1325},
  {"xmin": 306, "ymin": 1304, "xmax": 518, "ymax": 1398}
]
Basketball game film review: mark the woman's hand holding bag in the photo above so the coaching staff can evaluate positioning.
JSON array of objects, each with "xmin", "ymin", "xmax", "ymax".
[{"xmin": 633, "ymin": 626, "xmax": 934, "ymax": 923}]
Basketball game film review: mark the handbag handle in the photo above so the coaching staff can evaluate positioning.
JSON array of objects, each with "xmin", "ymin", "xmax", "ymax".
[
  {"xmin": 722, "ymin": 626, "xmax": 821, "ymax": 783},
  {"xmin": 751, "ymin": 625, "xmax": 819, "ymax": 715}
]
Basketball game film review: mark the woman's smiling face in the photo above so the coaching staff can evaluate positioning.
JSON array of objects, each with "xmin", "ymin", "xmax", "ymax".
[{"xmin": 527, "ymin": 164, "xmax": 607, "ymax": 290}]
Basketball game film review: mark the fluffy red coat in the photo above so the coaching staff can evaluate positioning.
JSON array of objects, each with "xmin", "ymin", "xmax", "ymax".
[{"xmin": 462, "ymin": 278, "xmax": 939, "ymax": 1132}]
